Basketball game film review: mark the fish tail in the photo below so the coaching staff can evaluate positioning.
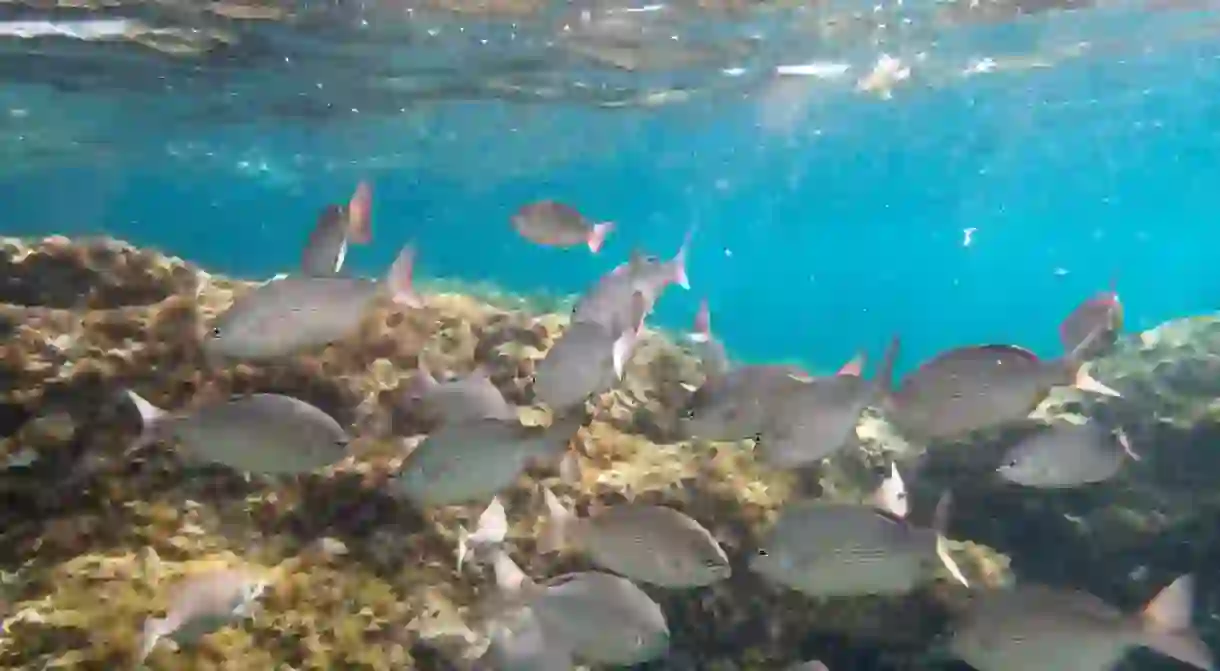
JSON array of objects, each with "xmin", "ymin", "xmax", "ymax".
[
  {"xmin": 491, "ymin": 548, "xmax": 534, "ymax": 597},
  {"xmin": 346, "ymin": 180, "xmax": 372, "ymax": 244},
  {"xmin": 1115, "ymin": 427, "xmax": 1141, "ymax": 462},
  {"xmin": 686, "ymin": 298, "xmax": 712, "ymax": 344},
  {"xmin": 385, "ymin": 244, "xmax": 422, "ymax": 308},
  {"xmin": 869, "ymin": 463, "xmax": 907, "ymax": 518},
  {"xmin": 558, "ymin": 450, "xmax": 583, "ymax": 486},
  {"xmin": 1072, "ymin": 362, "xmax": 1122, "ymax": 398},
  {"xmin": 872, "ymin": 334, "xmax": 900, "ymax": 402},
  {"xmin": 670, "ymin": 228, "xmax": 693, "ymax": 290},
  {"xmin": 587, "ymin": 221, "xmax": 614, "ymax": 254},
  {"xmin": 124, "ymin": 390, "xmax": 166, "ymax": 455},
  {"xmin": 836, "ymin": 352, "xmax": 866, "ymax": 377},
  {"xmin": 931, "ymin": 491, "xmax": 969, "ymax": 587},
  {"xmin": 934, "ymin": 534, "xmax": 970, "ymax": 588},
  {"xmin": 402, "ymin": 362, "xmax": 437, "ymax": 401},
  {"xmin": 455, "ymin": 525, "xmax": 471, "ymax": 573},
  {"xmin": 137, "ymin": 616, "xmax": 167, "ymax": 665},
  {"xmin": 536, "ymin": 486, "xmax": 575, "ymax": 554},
  {"xmin": 1139, "ymin": 574, "xmax": 1214, "ymax": 670}
]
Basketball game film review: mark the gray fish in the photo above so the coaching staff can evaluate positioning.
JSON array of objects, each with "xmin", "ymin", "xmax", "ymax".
[
  {"xmin": 757, "ymin": 337, "xmax": 897, "ymax": 468},
  {"xmin": 401, "ymin": 362, "xmax": 516, "ymax": 425},
  {"xmin": 301, "ymin": 204, "xmax": 351, "ymax": 277},
  {"xmin": 750, "ymin": 471, "xmax": 967, "ymax": 597},
  {"xmin": 571, "ymin": 229, "xmax": 691, "ymax": 335},
  {"xmin": 948, "ymin": 574, "xmax": 1213, "ymax": 671},
  {"xmin": 479, "ymin": 604, "xmax": 575, "ymax": 671},
  {"xmin": 125, "ymin": 390, "xmax": 351, "ymax": 476},
  {"xmin": 1059, "ymin": 288, "xmax": 1122, "ymax": 360},
  {"xmin": 534, "ymin": 297, "xmax": 646, "ymax": 410},
  {"xmin": 493, "ymin": 552, "xmax": 669, "ymax": 666},
  {"xmin": 139, "ymin": 568, "xmax": 268, "ymax": 663},
  {"xmin": 679, "ymin": 364, "xmax": 810, "ymax": 441},
  {"xmin": 394, "ymin": 413, "xmax": 583, "ymax": 507},
  {"xmin": 884, "ymin": 341, "xmax": 1121, "ymax": 442},
  {"xmin": 538, "ymin": 487, "xmax": 731, "ymax": 587},
  {"xmin": 997, "ymin": 422, "xmax": 1137, "ymax": 488},
  {"xmin": 511, "ymin": 200, "xmax": 615, "ymax": 253},
  {"xmin": 204, "ymin": 244, "xmax": 419, "ymax": 361}
]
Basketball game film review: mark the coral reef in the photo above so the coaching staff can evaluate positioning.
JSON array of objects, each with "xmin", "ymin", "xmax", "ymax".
[{"xmin": 0, "ymin": 235, "xmax": 1012, "ymax": 670}]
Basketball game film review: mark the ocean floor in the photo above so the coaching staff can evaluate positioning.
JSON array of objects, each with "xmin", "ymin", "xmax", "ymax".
[{"xmin": 7, "ymin": 235, "xmax": 1212, "ymax": 670}]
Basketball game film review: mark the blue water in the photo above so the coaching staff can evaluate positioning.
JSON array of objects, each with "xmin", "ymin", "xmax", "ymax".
[{"xmin": 5, "ymin": 24, "xmax": 1220, "ymax": 375}]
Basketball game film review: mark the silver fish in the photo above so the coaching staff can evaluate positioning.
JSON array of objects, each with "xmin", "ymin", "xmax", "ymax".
[
  {"xmin": 492, "ymin": 552, "xmax": 668, "ymax": 666},
  {"xmin": 533, "ymin": 300, "xmax": 645, "ymax": 410},
  {"xmin": 884, "ymin": 341, "xmax": 1120, "ymax": 442},
  {"xmin": 401, "ymin": 362, "xmax": 516, "ymax": 425},
  {"xmin": 758, "ymin": 338, "xmax": 896, "ymax": 468},
  {"xmin": 1059, "ymin": 288, "xmax": 1122, "ymax": 360},
  {"xmin": 511, "ymin": 200, "xmax": 615, "ymax": 254},
  {"xmin": 479, "ymin": 604, "xmax": 575, "ymax": 671},
  {"xmin": 571, "ymin": 230, "xmax": 691, "ymax": 334},
  {"xmin": 204, "ymin": 244, "xmax": 419, "ymax": 361},
  {"xmin": 394, "ymin": 413, "xmax": 582, "ymax": 507},
  {"xmin": 679, "ymin": 364, "xmax": 810, "ymax": 442},
  {"xmin": 750, "ymin": 472, "xmax": 966, "ymax": 597},
  {"xmin": 125, "ymin": 390, "xmax": 350, "ymax": 476},
  {"xmin": 997, "ymin": 422, "xmax": 1137, "ymax": 488},
  {"xmin": 301, "ymin": 204, "xmax": 350, "ymax": 277},
  {"xmin": 538, "ymin": 487, "xmax": 731, "ymax": 587},
  {"xmin": 948, "ymin": 575, "xmax": 1213, "ymax": 671},
  {"xmin": 139, "ymin": 568, "xmax": 267, "ymax": 663}
]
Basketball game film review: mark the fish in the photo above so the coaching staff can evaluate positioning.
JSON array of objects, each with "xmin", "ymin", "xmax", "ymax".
[
  {"xmin": 457, "ymin": 496, "xmax": 508, "ymax": 573},
  {"xmin": 686, "ymin": 298, "xmax": 730, "ymax": 378},
  {"xmin": 511, "ymin": 200, "xmax": 615, "ymax": 253},
  {"xmin": 948, "ymin": 574, "xmax": 1213, "ymax": 671},
  {"xmin": 346, "ymin": 180, "xmax": 373, "ymax": 244},
  {"xmin": 478, "ymin": 602, "xmax": 575, "ymax": 671},
  {"xmin": 204, "ymin": 244, "xmax": 419, "ymax": 361},
  {"xmin": 679, "ymin": 364, "xmax": 810, "ymax": 442},
  {"xmin": 124, "ymin": 390, "xmax": 351, "ymax": 476},
  {"xmin": 491, "ymin": 551, "xmax": 669, "ymax": 666},
  {"xmin": 139, "ymin": 568, "xmax": 268, "ymax": 663},
  {"xmin": 537, "ymin": 487, "xmax": 731, "ymax": 587},
  {"xmin": 749, "ymin": 468, "xmax": 967, "ymax": 597},
  {"xmin": 756, "ymin": 337, "xmax": 896, "ymax": 468},
  {"xmin": 996, "ymin": 422, "xmax": 1137, "ymax": 488},
  {"xmin": 786, "ymin": 662, "xmax": 830, "ymax": 671},
  {"xmin": 680, "ymin": 344, "xmax": 876, "ymax": 445},
  {"xmin": 571, "ymin": 229, "xmax": 692, "ymax": 335},
  {"xmin": 400, "ymin": 362, "xmax": 516, "ymax": 425},
  {"xmin": 1060, "ymin": 287, "xmax": 1122, "ymax": 360},
  {"xmin": 533, "ymin": 294, "xmax": 647, "ymax": 410},
  {"xmin": 301, "ymin": 205, "xmax": 350, "ymax": 277},
  {"xmin": 883, "ymin": 339, "xmax": 1121, "ymax": 442},
  {"xmin": 393, "ymin": 412, "xmax": 583, "ymax": 507}
]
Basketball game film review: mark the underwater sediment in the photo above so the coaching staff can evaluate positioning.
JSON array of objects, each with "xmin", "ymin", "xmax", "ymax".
[{"xmin": 1, "ymin": 234, "xmax": 1211, "ymax": 670}]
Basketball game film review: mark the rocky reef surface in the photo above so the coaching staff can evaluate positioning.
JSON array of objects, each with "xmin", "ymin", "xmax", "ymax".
[{"xmin": 5, "ymin": 234, "xmax": 1205, "ymax": 670}]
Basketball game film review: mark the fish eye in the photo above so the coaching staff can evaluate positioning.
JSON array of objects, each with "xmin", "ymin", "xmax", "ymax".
[{"xmin": 208, "ymin": 327, "xmax": 222, "ymax": 339}]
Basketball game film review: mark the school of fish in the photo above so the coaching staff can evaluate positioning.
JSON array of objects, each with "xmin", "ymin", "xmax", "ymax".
[{"xmin": 125, "ymin": 187, "xmax": 1213, "ymax": 671}]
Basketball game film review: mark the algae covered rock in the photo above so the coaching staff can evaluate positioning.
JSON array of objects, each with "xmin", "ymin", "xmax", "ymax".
[{"xmin": 0, "ymin": 235, "xmax": 1011, "ymax": 670}]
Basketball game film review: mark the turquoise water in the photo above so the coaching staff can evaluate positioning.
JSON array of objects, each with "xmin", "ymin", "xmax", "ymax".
[{"xmin": 6, "ymin": 29, "xmax": 1220, "ymax": 374}]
